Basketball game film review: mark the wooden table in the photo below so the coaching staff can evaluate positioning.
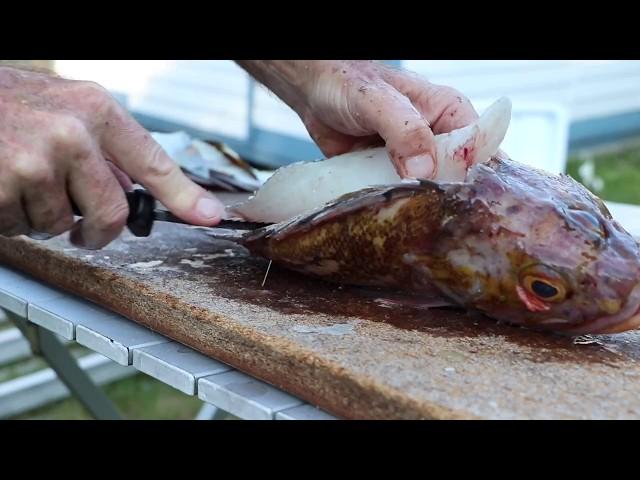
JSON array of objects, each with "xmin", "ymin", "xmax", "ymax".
[{"xmin": 0, "ymin": 200, "xmax": 639, "ymax": 419}]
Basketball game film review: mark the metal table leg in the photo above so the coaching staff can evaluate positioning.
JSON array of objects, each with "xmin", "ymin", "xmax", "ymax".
[{"xmin": 6, "ymin": 311, "xmax": 123, "ymax": 420}]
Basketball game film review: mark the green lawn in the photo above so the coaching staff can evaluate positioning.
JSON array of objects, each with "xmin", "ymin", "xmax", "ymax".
[
  {"xmin": 15, "ymin": 374, "xmax": 206, "ymax": 420},
  {"xmin": 566, "ymin": 145, "xmax": 640, "ymax": 205}
]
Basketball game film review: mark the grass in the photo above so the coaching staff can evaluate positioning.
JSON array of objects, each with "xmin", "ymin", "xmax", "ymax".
[
  {"xmin": 1, "ymin": 309, "xmax": 217, "ymax": 420},
  {"xmin": 566, "ymin": 144, "xmax": 640, "ymax": 205},
  {"xmin": 14, "ymin": 374, "xmax": 206, "ymax": 420}
]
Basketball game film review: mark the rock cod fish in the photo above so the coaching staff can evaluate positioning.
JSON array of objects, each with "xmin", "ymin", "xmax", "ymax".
[{"xmin": 222, "ymin": 98, "xmax": 640, "ymax": 335}]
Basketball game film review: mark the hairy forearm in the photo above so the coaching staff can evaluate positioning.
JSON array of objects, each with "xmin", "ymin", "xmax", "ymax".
[{"xmin": 236, "ymin": 60, "xmax": 318, "ymax": 112}]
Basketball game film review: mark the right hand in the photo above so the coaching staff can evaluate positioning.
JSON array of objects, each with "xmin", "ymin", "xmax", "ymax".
[
  {"xmin": 237, "ymin": 60, "xmax": 480, "ymax": 179},
  {"xmin": 0, "ymin": 66, "xmax": 226, "ymax": 249}
]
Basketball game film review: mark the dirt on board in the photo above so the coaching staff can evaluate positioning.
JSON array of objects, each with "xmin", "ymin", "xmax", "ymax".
[{"xmin": 1, "ymin": 222, "xmax": 640, "ymax": 419}]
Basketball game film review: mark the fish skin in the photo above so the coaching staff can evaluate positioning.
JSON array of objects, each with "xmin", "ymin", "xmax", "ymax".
[{"xmin": 242, "ymin": 182, "xmax": 447, "ymax": 292}]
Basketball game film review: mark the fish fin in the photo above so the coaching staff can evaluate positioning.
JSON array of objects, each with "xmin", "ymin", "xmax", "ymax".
[
  {"xmin": 242, "ymin": 182, "xmax": 441, "ymax": 245},
  {"xmin": 354, "ymin": 288, "xmax": 459, "ymax": 310}
]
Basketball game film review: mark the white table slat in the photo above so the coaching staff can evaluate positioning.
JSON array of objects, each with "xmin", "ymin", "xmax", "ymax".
[
  {"xmin": 0, "ymin": 266, "xmax": 65, "ymax": 317},
  {"xmin": 133, "ymin": 342, "xmax": 232, "ymax": 395},
  {"xmin": 28, "ymin": 296, "xmax": 168, "ymax": 365},
  {"xmin": 28, "ymin": 303, "xmax": 76, "ymax": 340},
  {"xmin": 275, "ymin": 404, "xmax": 338, "ymax": 420},
  {"xmin": 198, "ymin": 370, "xmax": 305, "ymax": 420}
]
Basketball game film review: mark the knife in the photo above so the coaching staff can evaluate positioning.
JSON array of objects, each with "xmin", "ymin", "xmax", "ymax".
[{"xmin": 71, "ymin": 189, "xmax": 271, "ymax": 237}]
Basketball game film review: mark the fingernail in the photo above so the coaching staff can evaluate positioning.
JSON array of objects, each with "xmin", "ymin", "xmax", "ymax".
[
  {"xmin": 196, "ymin": 197, "xmax": 225, "ymax": 220},
  {"xmin": 405, "ymin": 155, "xmax": 435, "ymax": 179}
]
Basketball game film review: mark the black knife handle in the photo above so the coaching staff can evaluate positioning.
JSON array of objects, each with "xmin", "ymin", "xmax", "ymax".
[{"xmin": 71, "ymin": 189, "xmax": 155, "ymax": 238}]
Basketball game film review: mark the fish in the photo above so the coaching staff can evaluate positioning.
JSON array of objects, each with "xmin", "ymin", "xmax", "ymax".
[{"xmin": 216, "ymin": 98, "xmax": 640, "ymax": 335}]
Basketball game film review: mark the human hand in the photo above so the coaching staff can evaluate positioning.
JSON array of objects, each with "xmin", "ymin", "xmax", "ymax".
[{"xmin": 0, "ymin": 66, "xmax": 225, "ymax": 249}]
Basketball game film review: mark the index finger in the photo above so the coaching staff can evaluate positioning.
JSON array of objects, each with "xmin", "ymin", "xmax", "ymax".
[
  {"xmin": 348, "ymin": 82, "xmax": 438, "ymax": 179},
  {"xmin": 99, "ymin": 104, "xmax": 226, "ymax": 225}
]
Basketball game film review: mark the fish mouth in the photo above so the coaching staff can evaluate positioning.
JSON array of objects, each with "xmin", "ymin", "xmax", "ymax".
[
  {"xmin": 561, "ymin": 283, "xmax": 640, "ymax": 335},
  {"xmin": 591, "ymin": 307, "xmax": 640, "ymax": 334}
]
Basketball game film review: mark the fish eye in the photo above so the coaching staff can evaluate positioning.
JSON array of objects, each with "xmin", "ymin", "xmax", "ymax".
[
  {"xmin": 531, "ymin": 280, "xmax": 559, "ymax": 298},
  {"xmin": 520, "ymin": 265, "xmax": 567, "ymax": 302}
]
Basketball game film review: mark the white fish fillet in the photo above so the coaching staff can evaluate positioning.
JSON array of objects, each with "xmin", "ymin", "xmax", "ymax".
[{"xmin": 232, "ymin": 97, "xmax": 512, "ymax": 223}]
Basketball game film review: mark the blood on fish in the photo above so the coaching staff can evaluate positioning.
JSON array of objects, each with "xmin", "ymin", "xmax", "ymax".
[{"xmin": 453, "ymin": 139, "xmax": 477, "ymax": 170}]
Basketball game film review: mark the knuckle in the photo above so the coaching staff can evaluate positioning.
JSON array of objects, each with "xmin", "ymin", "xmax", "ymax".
[
  {"xmin": 48, "ymin": 215, "xmax": 75, "ymax": 236},
  {"xmin": 77, "ymin": 80, "xmax": 109, "ymax": 96},
  {"xmin": 94, "ymin": 200, "xmax": 129, "ymax": 232},
  {"xmin": 76, "ymin": 81, "xmax": 111, "ymax": 104},
  {"xmin": 436, "ymin": 85, "xmax": 464, "ymax": 99},
  {"xmin": 0, "ymin": 214, "xmax": 27, "ymax": 237},
  {"xmin": 77, "ymin": 80, "xmax": 118, "ymax": 119},
  {"xmin": 401, "ymin": 123, "xmax": 433, "ymax": 142},
  {"xmin": 51, "ymin": 115, "xmax": 91, "ymax": 148},
  {"xmin": 437, "ymin": 86, "xmax": 473, "ymax": 111},
  {"xmin": 1, "ymin": 225, "xmax": 29, "ymax": 237},
  {"xmin": 144, "ymin": 143, "xmax": 176, "ymax": 179},
  {"xmin": 11, "ymin": 156, "xmax": 54, "ymax": 185},
  {"xmin": 0, "ymin": 191, "xmax": 12, "ymax": 210},
  {"xmin": 30, "ymin": 205, "xmax": 74, "ymax": 235}
]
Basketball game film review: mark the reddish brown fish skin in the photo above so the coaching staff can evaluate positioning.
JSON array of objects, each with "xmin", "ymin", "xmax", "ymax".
[
  {"xmin": 242, "ymin": 184, "xmax": 449, "ymax": 292},
  {"xmin": 241, "ymin": 157, "xmax": 640, "ymax": 334}
]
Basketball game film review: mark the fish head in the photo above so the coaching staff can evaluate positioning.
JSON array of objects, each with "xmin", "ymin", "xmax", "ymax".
[{"xmin": 416, "ymin": 157, "xmax": 640, "ymax": 334}]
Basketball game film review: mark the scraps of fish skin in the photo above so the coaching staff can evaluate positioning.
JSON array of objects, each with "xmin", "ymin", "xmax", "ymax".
[
  {"xmin": 373, "ymin": 296, "xmax": 455, "ymax": 310},
  {"xmin": 192, "ymin": 249, "xmax": 238, "ymax": 260},
  {"xmin": 179, "ymin": 259, "xmax": 208, "ymax": 269},
  {"xmin": 374, "ymin": 298, "xmax": 396, "ymax": 309},
  {"xmin": 157, "ymin": 265, "xmax": 184, "ymax": 273},
  {"xmin": 572, "ymin": 335, "xmax": 603, "ymax": 346},
  {"xmin": 292, "ymin": 323, "xmax": 355, "ymax": 336},
  {"xmin": 127, "ymin": 260, "xmax": 165, "ymax": 270}
]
